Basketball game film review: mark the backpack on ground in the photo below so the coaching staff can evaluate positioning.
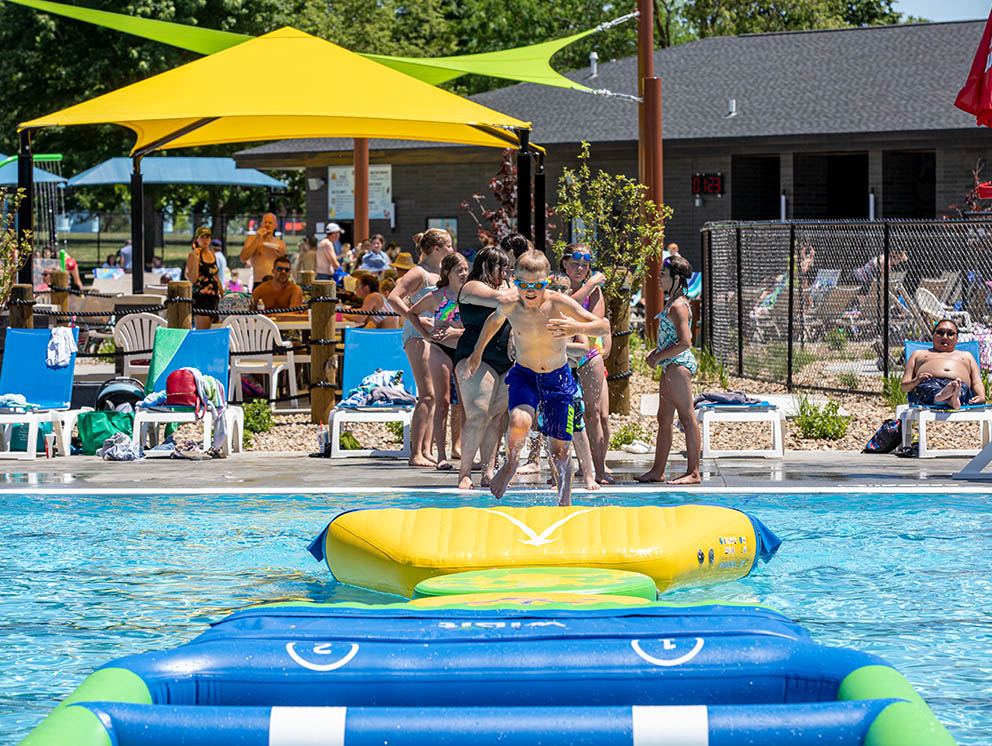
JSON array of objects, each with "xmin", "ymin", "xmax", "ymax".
[{"xmin": 862, "ymin": 419, "xmax": 901, "ymax": 454}]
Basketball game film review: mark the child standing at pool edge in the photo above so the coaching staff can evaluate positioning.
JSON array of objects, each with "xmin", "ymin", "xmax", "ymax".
[{"xmin": 636, "ymin": 255, "xmax": 701, "ymax": 485}]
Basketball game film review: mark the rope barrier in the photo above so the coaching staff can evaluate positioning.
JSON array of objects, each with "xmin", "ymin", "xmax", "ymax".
[
  {"xmin": 167, "ymin": 296, "xmax": 194, "ymax": 304},
  {"xmin": 611, "ymin": 329, "xmax": 633, "ymax": 337},
  {"xmin": 34, "ymin": 304, "xmax": 166, "ymax": 318},
  {"xmin": 605, "ymin": 370, "xmax": 632, "ymax": 382},
  {"xmin": 7, "ymin": 298, "xmax": 36, "ymax": 306}
]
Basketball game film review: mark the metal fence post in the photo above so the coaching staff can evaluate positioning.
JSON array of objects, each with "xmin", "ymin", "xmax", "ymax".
[
  {"xmin": 700, "ymin": 228, "xmax": 707, "ymax": 349},
  {"xmin": 706, "ymin": 228, "xmax": 713, "ymax": 351},
  {"xmin": 786, "ymin": 222, "xmax": 795, "ymax": 392},
  {"xmin": 735, "ymin": 227, "xmax": 743, "ymax": 376},
  {"xmin": 882, "ymin": 221, "xmax": 890, "ymax": 380}
]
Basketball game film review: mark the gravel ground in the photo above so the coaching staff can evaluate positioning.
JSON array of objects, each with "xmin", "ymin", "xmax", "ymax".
[{"xmin": 198, "ymin": 368, "xmax": 980, "ymax": 455}]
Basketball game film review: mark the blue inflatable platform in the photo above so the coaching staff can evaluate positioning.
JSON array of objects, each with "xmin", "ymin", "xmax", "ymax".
[{"xmin": 20, "ymin": 600, "xmax": 954, "ymax": 745}]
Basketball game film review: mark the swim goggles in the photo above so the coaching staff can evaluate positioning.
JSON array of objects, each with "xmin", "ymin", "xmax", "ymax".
[
  {"xmin": 566, "ymin": 251, "xmax": 594, "ymax": 263},
  {"xmin": 514, "ymin": 278, "xmax": 550, "ymax": 290}
]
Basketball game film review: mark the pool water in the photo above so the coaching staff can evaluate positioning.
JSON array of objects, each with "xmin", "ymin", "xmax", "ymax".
[{"xmin": 1, "ymin": 490, "xmax": 990, "ymax": 744}]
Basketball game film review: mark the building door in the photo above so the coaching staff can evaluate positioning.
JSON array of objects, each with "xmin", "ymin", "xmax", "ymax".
[
  {"xmin": 794, "ymin": 153, "xmax": 869, "ymax": 218},
  {"xmin": 731, "ymin": 155, "xmax": 780, "ymax": 220},
  {"xmin": 882, "ymin": 151, "xmax": 936, "ymax": 218}
]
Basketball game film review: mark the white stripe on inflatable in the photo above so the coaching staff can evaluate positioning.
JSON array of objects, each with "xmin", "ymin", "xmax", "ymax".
[
  {"xmin": 269, "ymin": 706, "xmax": 346, "ymax": 746},
  {"xmin": 632, "ymin": 705, "xmax": 709, "ymax": 746}
]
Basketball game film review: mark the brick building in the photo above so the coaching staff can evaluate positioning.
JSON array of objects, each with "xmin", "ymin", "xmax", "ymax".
[{"xmin": 235, "ymin": 19, "xmax": 991, "ymax": 268}]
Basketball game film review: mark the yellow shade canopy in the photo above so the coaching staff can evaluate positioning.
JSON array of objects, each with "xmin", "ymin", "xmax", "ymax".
[{"xmin": 19, "ymin": 27, "xmax": 531, "ymax": 154}]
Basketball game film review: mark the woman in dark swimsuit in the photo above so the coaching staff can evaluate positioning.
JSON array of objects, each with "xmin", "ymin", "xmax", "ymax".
[
  {"xmin": 454, "ymin": 246, "xmax": 513, "ymax": 490},
  {"xmin": 185, "ymin": 226, "xmax": 223, "ymax": 330}
]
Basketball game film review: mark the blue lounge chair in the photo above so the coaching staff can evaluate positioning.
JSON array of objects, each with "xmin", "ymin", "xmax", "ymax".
[
  {"xmin": 329, "ymin": 328, "xmax": 416, "ymax": 458},
  {"xmin": 0, "ymin": 327, "xmax": 81, "ymax": 459},
  {"xmin": 131, "ymin": 327, "xmax": 244, "ymax": 455},
  {"xmin": 898, "ymin": 339, "xmax": 991, "ymax": 458}
]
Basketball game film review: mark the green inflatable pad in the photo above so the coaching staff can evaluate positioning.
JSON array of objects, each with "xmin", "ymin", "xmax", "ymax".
[{"xmin": 413, "ymin": 566, "xmax": 659, "ymax": 600}]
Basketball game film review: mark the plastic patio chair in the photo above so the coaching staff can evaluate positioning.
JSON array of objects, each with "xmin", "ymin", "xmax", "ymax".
[
  {"xmin": 328, "ymin": 328, "xmax": 416, "ymax": 458},
  {"xmin": 221, "ymin": 315, "xmax": 298, "ymax": 409},
  {"xmin": 131, "ymin": 327, "xmax": 244, "ymax": 455},
  {"xmin": 896, "ymin": 339, "xmax": 991, "ymax": 458},
  {"xmin": 0, "ymin": 327, "xmax": 85, "ymax": 459},
  {"xmin": 113, "ymin": 312, "xmax": 166, "ymax": 378}
]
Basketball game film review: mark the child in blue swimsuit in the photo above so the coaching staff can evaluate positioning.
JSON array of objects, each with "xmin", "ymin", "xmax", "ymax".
[{"xmin": 635, "ymin": 255, "xmax": 701, "ymax": 485}]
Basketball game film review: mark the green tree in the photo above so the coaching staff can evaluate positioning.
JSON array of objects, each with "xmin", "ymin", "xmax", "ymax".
[{"xmin": 681, "ymin": 0, "xmax": 918, "ymax": 37}]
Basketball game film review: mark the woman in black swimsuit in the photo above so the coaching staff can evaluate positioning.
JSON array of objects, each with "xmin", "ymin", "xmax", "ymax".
[
  {"xmin": 185, "ymin": 226, "xmax": 223, "ymax": 330},
  {"xmin": 454, "ymin": 246, "xmax": 513, "ymax": 490}
]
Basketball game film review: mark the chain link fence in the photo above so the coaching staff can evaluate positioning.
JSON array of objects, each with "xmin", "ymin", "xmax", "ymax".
[{"xmin": 701, "ymin": 219, "xmax": 992, "ymax": 394}]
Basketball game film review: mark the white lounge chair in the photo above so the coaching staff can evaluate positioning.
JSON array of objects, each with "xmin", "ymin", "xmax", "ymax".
[
  {"xmin": 639, "ymin": 393, "xmax": 785, "ymax": 459},
  {"xmin": 0, "ymin": 328, "xmax": 84, "ymax": 459},
  {"xmin": 897, "ymin": 340, "xmax": 992, "ymax": 458},
  {"xmin": 130, "ymin": 327, "xmax": 244, "ymax": 456},
  {"xmin": 329, "ymin": 328, "xmax": 414, "ymax": 458}
]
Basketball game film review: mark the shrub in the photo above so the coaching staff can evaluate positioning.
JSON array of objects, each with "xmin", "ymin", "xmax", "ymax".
[
  {"xmin": 609, "ymin": 421, "xmax": 647, "ymax": 450},
  {"xmin": 696, "ymin": 347, "xmax": 730, "ymax": 388},
  {"xmin": 825, "ymin": 327, "xmax": 847, "ymax": 352},
  {"xmin": 97, "ymin": 339, "xmax": 117, "ymax": 364},
  {"xmin": 837, "ymin": 372, "xmax": 859, "ymax": 390},
  {"xmin": 386, "ymin": 421, "xmax": 404, "ymax": 441},
  {"xmin": 794, "ymin": 395, "xmax": 849, "ymax": 440},
  {"xmin": 243, "ymin": 399, "xmax": 272, "ymax": 434},
  {"xmin": 882, "ymin": 373, "xmax": 908, "ymax": 410}
]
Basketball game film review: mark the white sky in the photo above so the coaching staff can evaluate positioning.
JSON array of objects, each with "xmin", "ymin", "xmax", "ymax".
[{"xmin": 894, "ymin": 0, "xmax": 988, "ymax": 22}]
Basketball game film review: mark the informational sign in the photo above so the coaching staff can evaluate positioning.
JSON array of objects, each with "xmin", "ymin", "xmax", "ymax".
[
  {"xmin": 327, "ymin": 165, "xmax": 393, "ymax": 221},
  {"xmin": 427, "ymin": 217, "xmax": 458, "ymax": 249}
]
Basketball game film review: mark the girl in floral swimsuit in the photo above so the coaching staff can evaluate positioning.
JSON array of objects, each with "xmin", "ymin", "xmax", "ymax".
[{"xmin": 635, "ymin": 255, "xmax": 701, "ymax": 485}]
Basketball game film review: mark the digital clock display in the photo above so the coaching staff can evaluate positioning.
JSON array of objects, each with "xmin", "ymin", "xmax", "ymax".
[{"xmin": 692, "ymin": 173, "xmax": 723, "ymax": 195}]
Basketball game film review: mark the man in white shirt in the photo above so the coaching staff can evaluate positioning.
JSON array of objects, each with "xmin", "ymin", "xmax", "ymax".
[{"xmin": 316, "ymin": 222, "xmax": 343, "ymax": 280}]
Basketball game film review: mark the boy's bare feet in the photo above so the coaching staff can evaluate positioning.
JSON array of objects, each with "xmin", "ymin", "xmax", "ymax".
[
  {"xmin": 584, "ymin": 475, "xmax": 601, "ymax": 491},
  {"xmin": 634, "ymin": 470, "xmax": 666, "ymax": 483},
  {"xmin": 480, "ymin": 469, "xmax": 495, "ymax": 488},
  {"xmin": 517, "ymin": 462, "xmax": 540, "ymax": 474},
  {"xmin": 667, "ymin": 471, "xmax": 701, "ymax": 485},
  {"xmin": 408, "ymin": 456, "xmax": 435, "ymax": 467},
  {"xmin": 488, "ymin": 462, "xmax": 513, "ymax": 499},
  {"xmin": 457, "ymin": 476, "xmax": 474, "ymax": 490}
]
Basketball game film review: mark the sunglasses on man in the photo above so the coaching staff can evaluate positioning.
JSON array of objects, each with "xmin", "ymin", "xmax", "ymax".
[{"xmin": 933, "ymin": 328, "xmax": 957, "ymax": 337}]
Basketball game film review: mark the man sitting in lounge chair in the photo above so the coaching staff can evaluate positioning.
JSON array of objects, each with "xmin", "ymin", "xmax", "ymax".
[{"xmin": 901, "ymin": 319, "xmax": 986, "ymax": 409}]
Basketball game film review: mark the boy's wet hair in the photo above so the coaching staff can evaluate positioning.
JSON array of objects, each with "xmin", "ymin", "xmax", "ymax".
[{"xmin": 516, "ymin": 250, "xmax": 551, "ymax": 275}]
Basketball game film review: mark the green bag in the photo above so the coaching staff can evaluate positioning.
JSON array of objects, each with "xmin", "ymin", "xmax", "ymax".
[{"xmin": 77, "ymin": 411, "xmax": 134, "ymax": 455}]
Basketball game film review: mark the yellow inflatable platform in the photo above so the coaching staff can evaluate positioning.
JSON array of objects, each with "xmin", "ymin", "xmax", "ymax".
[{"xmin": 308, "ymin": 505, "xmax": 781, "ymax": 597}]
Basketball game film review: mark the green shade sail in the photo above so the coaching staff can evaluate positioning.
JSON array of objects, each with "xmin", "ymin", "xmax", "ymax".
[{"xmin": 3, "ymin": 0, "xmax": 631, "ymax": 91}]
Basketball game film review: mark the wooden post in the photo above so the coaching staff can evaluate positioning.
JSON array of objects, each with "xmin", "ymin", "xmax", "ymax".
[
  {"xmin": 9, "ymin": 284, "xmax": 34, "ymax": 328},
  {"xmin": 354, "ymin": 138, "xmax": 369, "ymax": 244},
  {"xmin": 310, "ymin": 280, "xmax": 337, "ymax": 424},
  {"xmin": 167, "ymin": 280, "xmax": 192, "ymax": 329},
  {"xmin": 49, "ymin": 270, "xmax": 69, "ymax": 326},
  {"xmin": 606, "ymin": 294, "xmax": 632, "ymax": 415},
  {"xmin": 301, "ymin": 270, "xmax": 315, "ymax": 302}
]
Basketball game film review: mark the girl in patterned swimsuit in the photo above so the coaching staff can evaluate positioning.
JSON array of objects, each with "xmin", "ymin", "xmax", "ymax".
[{"xmin": 636, "ymin": 255, "xmax": 701, "ymax": 485}]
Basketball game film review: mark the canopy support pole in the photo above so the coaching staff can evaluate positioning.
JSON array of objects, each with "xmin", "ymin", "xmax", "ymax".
[
  {"xmin": 643, "ymin": 76, "xmax": 663, "ymax": 341},
  {"xmin": 516, "ymin": 129, "xmax": 531, "ymax": 240},
  {"xmin": 534, "ymin": 152, "xmax": 546, "ymax": 255},
  {"xmin": 16, "ymin": 129, "xmax": 34, "ymax": 285},
  {"xmin": 131, "ymin": 156, "xmax": 144, "ymax": 294},
  {"xmin": 638, "ymin": 0, "xmax": 663, "ymax": 342},
  {"xmin": 354, "ymin": 138, "xmax": 369, "ymax": 245}
]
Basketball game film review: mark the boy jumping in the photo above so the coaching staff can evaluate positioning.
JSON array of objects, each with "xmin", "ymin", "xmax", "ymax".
[{"xmin": 465, "ymin": 251, "xmax": 611, "ymax": 505}]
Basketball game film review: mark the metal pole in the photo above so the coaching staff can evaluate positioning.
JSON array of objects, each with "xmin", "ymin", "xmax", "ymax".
[
  {"xmin": 516, "ymin": 129, "xmax": 531, "ymax": 239},
  {"xmin": 736, "ymin": 227, "xmax": 744, "ymax": 376},
  {"xmin": 16, "ymin": 129, "xmax": 34, "ymax": 285},
  {"xmin": 882, "ymin": 221, "xmax": 890, "ymax": 380},
  {"xmin": 786, "ymin": 223, "xmax": 796, "ymax": 392},
  {"xmin": 706, "ymin": 228, "xmax": 714, "ymax": 349},
  {"xmin": 700, "ymin": 228, "xmax": 708, "ymax": 349},
  {"xmin": 643, "ymin": 77, "xmax": 663, "ymax": 342},
  {"xmin": 353, "ymin": 138, "xmax": 369, "ymax": 245},
  {"xmin": 131, "ymin": 157, "xmax": 144, "ymax": 294},
  {"xmin": 534, "ymin": 153, "xmax": 546, "ymax": 254}
]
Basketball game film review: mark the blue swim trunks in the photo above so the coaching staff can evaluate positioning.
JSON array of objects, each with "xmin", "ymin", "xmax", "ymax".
[
  {"xmin": 506, "ymin": 363, "xmax": 577, "ymax": 441},
  {"xmin": 910, "ymin": 377, "xmax": 974, "ymax": 407}
]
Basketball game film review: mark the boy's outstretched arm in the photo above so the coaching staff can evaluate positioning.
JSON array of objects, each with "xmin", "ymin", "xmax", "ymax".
[
  {"xmin": 546, "ymin": 294, "xmax": 610, "ymax": 338},
  {"xmin": 465, "ymin": 304, "xmax": 509, "ymax": 377}
]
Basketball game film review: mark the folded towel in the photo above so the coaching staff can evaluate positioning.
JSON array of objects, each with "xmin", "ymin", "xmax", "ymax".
[
  {"xmin": 46, "ymin": 327, "xmax": 77, "ymax": 368},
  {"xmin": 694, "ymin": 391, "xmax": 761, "ymax": 407}
]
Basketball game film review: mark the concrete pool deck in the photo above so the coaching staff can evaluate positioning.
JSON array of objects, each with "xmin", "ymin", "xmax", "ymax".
[{"xmin": 1, "ymin": 450, "xmax": 986, "ymax": 492}]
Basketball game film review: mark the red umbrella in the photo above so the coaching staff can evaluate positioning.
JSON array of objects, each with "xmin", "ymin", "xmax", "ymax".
[{"xmin": 955, "ymin": 9, "xmax": 992, "ymax": 126}]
